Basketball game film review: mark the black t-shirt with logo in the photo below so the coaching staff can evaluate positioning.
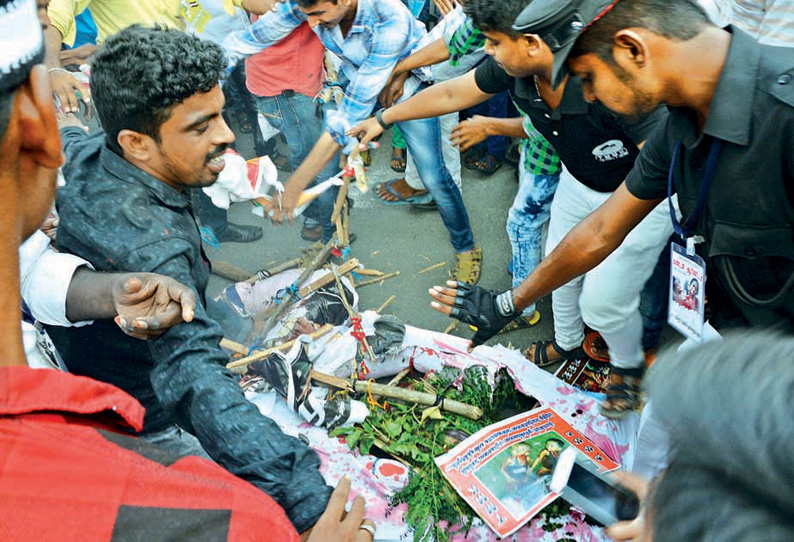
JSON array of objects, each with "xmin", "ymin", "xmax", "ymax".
[{"xmin": 474, "ymin": 57, "xmax": 667, "ymax": 192}]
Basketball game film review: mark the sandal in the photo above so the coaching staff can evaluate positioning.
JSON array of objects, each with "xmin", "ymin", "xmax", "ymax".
[
  {"xmin": 454, "ymin": 246, "xmax": 482, "ymax": 285},
  {"xmin": 390, "ymin": 146, "xmax": 406, "ymax": 172},
  {"xmin": 469, "ymin": 310, "xmax": 540, "ymax": 335},
  {"xmin": 463, "ymin": 148, "xmax": 486, "ymax": 171},
  {"xmin": 375, "ymin": 178, "xmax": 429, "ymax": 205},
  {"xmin": 472, "ymin": 154, "xmax": 503, "ymax": 175},
  {"xmin": 270, "ymin": 150, "xmax": 292, "ymax": 172},
  {"xmin": 600, "ymin": 366, "xmax": 644, "ymax": 419},
  {"xmin": 584, "ymin": 331, "xmax": 660, "ymax": 366},
  {"xmin": 583, "ymin": 331, "xmax": 610, "ymax": 362},
  {"xmin": 524, "ymin": 339, "xmax": 586, "ymax": 368}
]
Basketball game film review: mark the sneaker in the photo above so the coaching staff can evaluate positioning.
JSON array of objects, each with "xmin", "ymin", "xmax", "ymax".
[
  {"xmin": 216, "ymin": 223, "xmax": 263, "ymax": 243},
  {"xmin": 454, "ymin": 246, "xmax": 483, "ymax": 285},
  {"xmin": 301, "ymin": 224, "xmax": 323, "ymax": 242}
]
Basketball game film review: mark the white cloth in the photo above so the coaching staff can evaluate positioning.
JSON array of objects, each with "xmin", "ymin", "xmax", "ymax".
[
  {"xmin": 19, "ymin": 231, "xmax": 92, "ymax": 369},
  {"xmin": 20, "ymin": 231, "xmax": 92, "ymax": 327},
  {"xmin": 545, "ymin": 170, "xmax": 674, "ymax": 369}
]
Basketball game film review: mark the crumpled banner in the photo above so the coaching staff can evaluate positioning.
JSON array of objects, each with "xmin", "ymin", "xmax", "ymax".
[{"xmin": 246, "ymin": 317, "xmax": 639, "ymax": 541}]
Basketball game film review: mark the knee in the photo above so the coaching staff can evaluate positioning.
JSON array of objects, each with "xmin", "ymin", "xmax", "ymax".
[{"xmin": 579, "ymin": 283, "xmax": 640, "ymax": 333}]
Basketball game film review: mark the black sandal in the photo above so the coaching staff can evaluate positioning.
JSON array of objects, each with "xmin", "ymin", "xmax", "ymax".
[
  {"xmin": 524, "ymin": 339, "xmax": 586, "ymax": 368},
  {"xmin": 600, "ymin": 366, "xmax": 644, "ymax": 419}
]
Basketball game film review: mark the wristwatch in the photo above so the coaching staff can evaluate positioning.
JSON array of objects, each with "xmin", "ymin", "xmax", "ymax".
[{"xmin": 375, "ymin": 108, "xmax": 394, "ymax": 130}]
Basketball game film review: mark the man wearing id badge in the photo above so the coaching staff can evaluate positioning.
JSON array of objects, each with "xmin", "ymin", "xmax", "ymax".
[{"xmin": 436, "ymin": 0, "xmax": 793, "ymax": 345}]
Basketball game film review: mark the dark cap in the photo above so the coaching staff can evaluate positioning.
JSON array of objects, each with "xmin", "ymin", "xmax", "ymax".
[
  {"xmin": 0, "ymin": 0, "xmax": 45, "ymax": 95},
  {"xmin": 513, "ymin": 0, "xmax": 619, "ymax": 89}
]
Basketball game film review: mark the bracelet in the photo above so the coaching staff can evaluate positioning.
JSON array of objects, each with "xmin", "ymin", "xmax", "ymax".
[
  {"xmin": 375, "ymin": 108, "xmax": 393, "ymax": 130},
  {"xmin": 495, "ymin": 290, "xmax": 516, "ymax": 317}
]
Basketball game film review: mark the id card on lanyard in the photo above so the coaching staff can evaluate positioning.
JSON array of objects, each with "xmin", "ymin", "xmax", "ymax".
[{"xmin": 666, "ymin": 139, "xmax": 722, "ymax": 342}]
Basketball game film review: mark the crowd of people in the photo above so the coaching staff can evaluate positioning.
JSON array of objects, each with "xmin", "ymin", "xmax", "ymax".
[{"xmin": 2, "ymin": 0, "xmax": 793, "ymax": 539}]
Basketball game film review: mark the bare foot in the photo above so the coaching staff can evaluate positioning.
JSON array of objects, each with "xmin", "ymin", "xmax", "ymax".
[{"xmin": 375, "ymin": 178, "xmax": 428, "ymax": 202}]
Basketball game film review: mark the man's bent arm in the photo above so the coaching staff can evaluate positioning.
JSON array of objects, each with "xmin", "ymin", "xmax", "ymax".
[
  {"xmin": 383, "ymin": 71, "xmax": 493, "ymax": 125},
  {"xmin": 394, "ymin": 37, "xmax": 450, "ymax": 76},
  {"xmin": 512, "ymin": 183, "xmax": 663, "ymax": 310}
]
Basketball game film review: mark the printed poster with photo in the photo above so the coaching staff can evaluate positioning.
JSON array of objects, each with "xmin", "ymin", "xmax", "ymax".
[
  {"xmin": 435, "ymin": 407, "xmax": 620, "ymax": 538},
  {"xmin": 668, "ymin": 242, "xmax": 706, "ymax": 341}
]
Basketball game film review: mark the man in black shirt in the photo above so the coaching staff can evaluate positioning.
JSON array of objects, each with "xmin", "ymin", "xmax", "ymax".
[
  {"xmin": 52, "ymin": 26, "xmax": 332, "ymax": 534},
  {"xmin": 350, "ymin": 0, "xmax": 670, "ymax": 418},
  {"xmin": 471, "ymin": 0, "xmax": 792, "ymax": 331}
]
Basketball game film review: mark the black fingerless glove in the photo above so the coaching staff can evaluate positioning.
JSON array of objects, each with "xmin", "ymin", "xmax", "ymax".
[{"xmin": 449, "ymin": 283, "xmax": 519, "ymax": 347}]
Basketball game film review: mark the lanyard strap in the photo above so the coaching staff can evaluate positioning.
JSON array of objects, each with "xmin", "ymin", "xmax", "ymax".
[
  {"xmin": 21, "ymin": 299, "xmax": 35, "ymax": 325},
  {"xmin": 668, "ymin": 138, "xmax": 723, "ymax": 239}
]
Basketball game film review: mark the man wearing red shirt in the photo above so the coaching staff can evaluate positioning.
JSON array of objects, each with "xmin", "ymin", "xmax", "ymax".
[{"xmin": 0, "ymin": 2, "xmax": 375, "ymax": 540}]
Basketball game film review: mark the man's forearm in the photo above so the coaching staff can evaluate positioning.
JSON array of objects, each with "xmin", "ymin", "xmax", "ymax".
[
  {"xmin": 382, "ymin": 71, "xmax": 491, "ymax": 125},
  {"xmin": 485, "ymin": 117, "xmax": 527, "ymax": 139},
  {"xmin": 393, "ymin": 38, "xmax": 450, "ymax": 76},
  {"xmin": 287, "ymin": 132, "xmax": 342, "ymax": 193},
  {"xmin": 44, "ymin": 25, "xmax": 64, "ymax": 68},
  {"xmin": 65, "ymin": 267, "xmax": 119, "ymax": 322}
]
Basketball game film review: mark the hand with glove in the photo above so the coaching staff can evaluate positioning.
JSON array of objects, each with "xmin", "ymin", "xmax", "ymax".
[{"xmin": 429, "ymin": 280, "xmax": 519, "ymax": 352}]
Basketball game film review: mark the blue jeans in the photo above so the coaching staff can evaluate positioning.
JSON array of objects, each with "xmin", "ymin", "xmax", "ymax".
[
  {"xmin": 467, "ymin": 91, "xmax": 509, "ymax": 158},
  {"xmin": 255, "ymin": 92, "xmax": 340, "ymax": 242},
  {"xmin": 507, "ymin": 157, "xmax": 560, "ymax": 315},
  {"xmin": 396, "ymin": 114, "xmax": 475, "ymax": 252}
]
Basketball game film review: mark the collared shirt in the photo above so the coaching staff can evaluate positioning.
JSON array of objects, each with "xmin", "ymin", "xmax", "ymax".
[
  {"xmin": 424, "ymin": 6, "xmax": 486, "ymax": 82},
  {"xmin": 446, "ymin": 15, "xmax": 486, "ymax": 66},
  {"xmin": 475, "ymin": 57, "xmax": 667, "ymax": 192},
  {"xmin": 53, "ymin": 127, "xmax": 332, "ymax": 532},
  {"xmin": 515, "ymin": 102, "xmax": 561, "ymax": 176},
  {"xmin": 626, "ymin": 28, "xmax": 794, "ymax": 329},
  {"xmin": 0, "ymin": 366, "xmax": 300, "ymax": 541},
  {"xmin": 223, "ymin": 0, "xmax": 426, "ymax": 149}
]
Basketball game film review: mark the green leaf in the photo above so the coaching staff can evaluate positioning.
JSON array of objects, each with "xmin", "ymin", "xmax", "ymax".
[
  {"xmin": 384, "ymin": 419, "xmax": 403, "ymax": 438},
  {"xmin": 347, "ymin": 428, "xmax": 362, "ymax": 450}
]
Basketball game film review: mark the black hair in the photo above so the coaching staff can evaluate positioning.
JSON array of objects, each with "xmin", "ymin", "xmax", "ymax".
[
  {"xmin": 571, "ymin": 0, "xmax": 711, "ymax": 64},
  {"xmin": 90, "ymin": 25, "xmax": 226, "ymax": 155},
  {"xmin": 646, "ymin": 332, "xmax": 794, "ymax": 541},
  {"xmin": 465, "ymin": 0, "xmax": 529, "ymax": 38},
  {"xmin": 294, "ymin": 0, "xmax": 337, "ymax": 8}
]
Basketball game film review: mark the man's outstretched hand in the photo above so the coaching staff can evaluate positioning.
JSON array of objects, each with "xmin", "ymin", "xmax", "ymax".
[
  {"xmin": 304, "ymin": 477, "xmax": 375, "ymax": 542},
  {"xmin": 429, "ymin": 280, "xmax": 517, "ymax": 352},
  {"xmin": 112, "ymin": 274, "xmax": 197, "ymax": 340}
]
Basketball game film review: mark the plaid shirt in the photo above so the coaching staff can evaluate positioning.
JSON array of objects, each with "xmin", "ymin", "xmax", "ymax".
[
  {"xmin": 515, "ymin": 103, "xmax": 562, "ymax": 176},
  {"xmin": 446, "ymin": 15, "xmax": 485, "ymax": 66},
  {"xmin": 223, "ymin": 0, "xmax": 426, "ymax": 149}
]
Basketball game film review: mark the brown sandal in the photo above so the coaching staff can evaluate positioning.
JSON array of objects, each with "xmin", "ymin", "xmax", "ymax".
[
  {"xmin": 600, "ymin": 367, "xmax": 644, "ymax": 419},
  {"xmin": 524, "ymin": 339, "xmax": 586, "ymax": 368}
]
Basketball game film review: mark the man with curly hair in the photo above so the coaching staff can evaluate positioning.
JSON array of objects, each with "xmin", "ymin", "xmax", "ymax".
[{"xmin": 50, "ymin": 25, "xmax": 333, "ymax": 534}]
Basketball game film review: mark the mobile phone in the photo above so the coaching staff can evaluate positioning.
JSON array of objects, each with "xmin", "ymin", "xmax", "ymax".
[{"xmin": 549, "ymin": 447, "xmax": 640, "ymax": 526}]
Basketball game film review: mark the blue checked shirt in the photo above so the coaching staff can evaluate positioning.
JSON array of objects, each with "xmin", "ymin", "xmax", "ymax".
[{"xmin": 223, "ymin": 0, "xmax": 427, "ymax": 150}]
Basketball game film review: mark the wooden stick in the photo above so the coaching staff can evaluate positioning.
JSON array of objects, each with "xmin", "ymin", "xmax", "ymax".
[
  {"xmin": 355, "ymin": 271, "xmax": 401, "ymax": 288},
  {"xmin": 211, "ymin": 261, "xmax": 252, "ymax": 282},
  {"xmin": 226, "ymin": 324, "xmax": 335, "ymax": 371},
  {"xmin": 418, "ymin": 261, "xmax": 446, "ymax": 274},
  {"xmin": 331, "ymin": 266, "xmax": 377, "ymax": 371},
  {"xmin": 311, "ymin": 370, "xmax": 482, "ymax": 420},
  {"xmin": 357, "ymin": 268, "xmax": 385, "ymax": 277},
  {"xmin": 220, "ymin": 338, "xmax": 248, "ymax": 355},
  {"xmin": 443, "ymin": 320, "xmax": 459, "ymax": 335},
  {"xmin": 244, "ymin": 257, "xmax": 303, "ymax": 284},
  {"xmin": 376, "ymin": 295, "xmax": 396, "ymax": 314},
  {"xmin": 260, "ymin": 236, "xmax": 337, "ymax": 334},
  {"xmin": 296, "ymin": 259, "xmax": 359, "ymax": 299}
]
